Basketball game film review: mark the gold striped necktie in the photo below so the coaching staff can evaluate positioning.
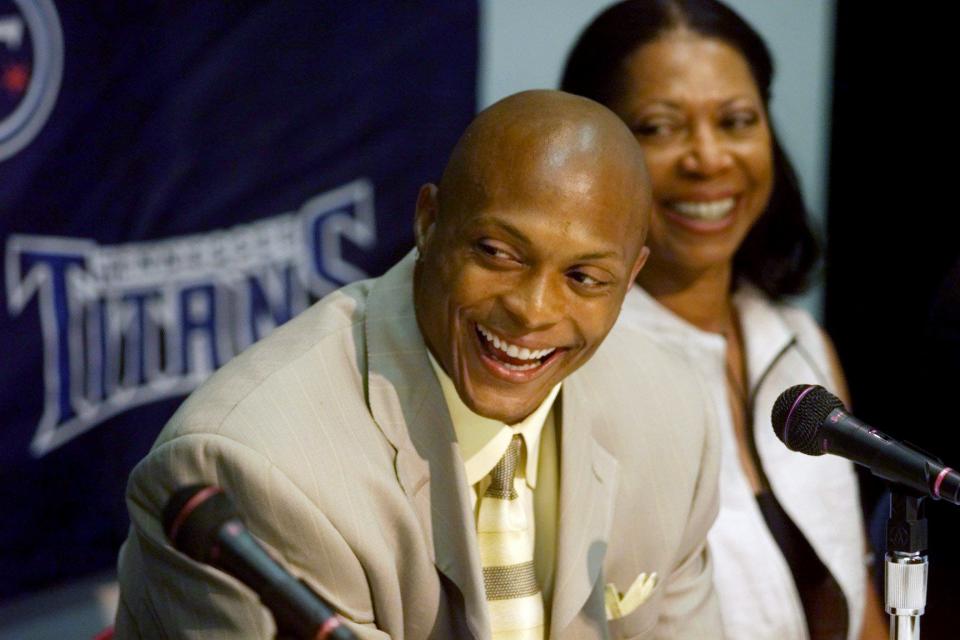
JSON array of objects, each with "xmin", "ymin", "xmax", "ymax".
[{"xmin": 477, "ymin": 434, "xmax": 545, "ymax": 639}]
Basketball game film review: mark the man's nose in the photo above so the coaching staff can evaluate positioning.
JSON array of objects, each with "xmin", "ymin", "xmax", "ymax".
[{"xmin": 501, "ymin": 270, "xmax": 563, "ymax": 331}]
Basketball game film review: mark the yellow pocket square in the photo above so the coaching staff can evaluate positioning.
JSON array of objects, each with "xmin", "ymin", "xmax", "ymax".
[{"xmin": 604, "ymin": 572, "xmax": 658, "ymax": 620}]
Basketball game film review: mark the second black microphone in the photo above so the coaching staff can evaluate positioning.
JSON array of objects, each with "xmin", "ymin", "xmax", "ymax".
[{"xmin": 771, "ymin": 384, "xmax": 960, "ymax": 505}]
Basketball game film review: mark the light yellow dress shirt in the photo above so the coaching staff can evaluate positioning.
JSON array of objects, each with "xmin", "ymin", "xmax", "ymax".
[{"xmin": 427, "ymin": 354, "xmax": 561, "ymax": 617}]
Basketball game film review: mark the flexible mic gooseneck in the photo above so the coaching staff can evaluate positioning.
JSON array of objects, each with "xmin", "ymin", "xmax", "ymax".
[
  {"xmin": 163, "ymin": 484, "xmax": 355, "ymax": 640},
  {"xmin": 771, "ymin": 384, "xmax": 960, "ymax": 505}
]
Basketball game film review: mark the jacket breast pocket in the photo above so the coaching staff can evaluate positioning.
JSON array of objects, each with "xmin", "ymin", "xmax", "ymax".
[{"xmin": 606, "ymin": 596, "xmax": 659, "ymax": 640}]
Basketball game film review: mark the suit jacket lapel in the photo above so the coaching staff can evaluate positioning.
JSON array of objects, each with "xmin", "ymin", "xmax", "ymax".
[
  {"xmin": 363, "ymin": 253, "xmax": 490, "ymax": 639},
  {"xmin": 551, "ymin": 373, "xmax": 620, "ymax": 638}
]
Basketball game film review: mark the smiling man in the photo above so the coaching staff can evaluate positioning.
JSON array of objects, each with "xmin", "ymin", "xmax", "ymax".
[
  {"xmin": 413, "ymin": 92, "xmax": 652, "ymax": 426},
  {"xmin": 116, "ymin": 90, "xmax": 722, "ymax": 639}
]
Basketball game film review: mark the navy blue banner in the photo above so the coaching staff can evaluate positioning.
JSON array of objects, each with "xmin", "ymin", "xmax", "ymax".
[{"xmin": 0, "ymin": 0, "xmax": 478, "ymax": 600}]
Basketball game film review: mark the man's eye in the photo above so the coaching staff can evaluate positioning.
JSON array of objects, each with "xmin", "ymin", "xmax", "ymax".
[
  {"xmin": 476, "ymin": 241, "xmax": 517, "ymax": 261},
  {"xmin": 569, "ymin": 270, "xmax": 606, "ymax": 288}
]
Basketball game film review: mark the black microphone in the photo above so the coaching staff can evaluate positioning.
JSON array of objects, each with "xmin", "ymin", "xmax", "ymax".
[
  {"xmin": 771, "ymin": 385, "xmax": 960, "ymax": 505},
  {"xmin": 163, "ymin": 485, "xmax": 355, "ymax": 640}
]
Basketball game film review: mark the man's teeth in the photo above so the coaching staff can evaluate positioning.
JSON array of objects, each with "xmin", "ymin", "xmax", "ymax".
[
  {"xmin": 502, "ymin": 361, "xmax": 539, "ymax": 371},
  {"xmin": 671, "ymin": 198, "xmax": 735, "ymax": 220},
  {"xmin": 477, "ymin": 324, "xmax": 557, "ymax": 361}
]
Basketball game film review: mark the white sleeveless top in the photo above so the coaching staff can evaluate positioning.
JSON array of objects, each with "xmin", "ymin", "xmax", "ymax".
[{"xmin": 618, "ymin": 284, "xmax": 866, "ymax": 640}]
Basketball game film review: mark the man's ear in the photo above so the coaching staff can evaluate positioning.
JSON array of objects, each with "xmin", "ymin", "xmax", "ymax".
[
  {"xmin": 630, "ymin": 245, "xmax": 651, "ymax": 283},
  {"xmin": 414, "ymin": 183, "xmax": 440, "ymax": 256}
]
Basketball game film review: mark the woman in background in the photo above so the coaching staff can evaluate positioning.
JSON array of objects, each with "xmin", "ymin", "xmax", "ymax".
[{"xmin": 562, "ymin": 2, "xmax": 886, "ymax": 638}]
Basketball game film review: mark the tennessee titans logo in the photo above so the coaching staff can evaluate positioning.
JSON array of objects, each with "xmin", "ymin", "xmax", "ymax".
[
  {"xmin": 6, "ymin": 179, "xmax": 376, "ymax": 456},
  {"xmin": 0, "ymin": 0, "xmax": 62, "ymax": 162}
]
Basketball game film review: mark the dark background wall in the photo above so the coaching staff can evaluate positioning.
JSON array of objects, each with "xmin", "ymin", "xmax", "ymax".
[{"xmin": 826, "ymin": 3, "xmax": 959, "ymax": 637}]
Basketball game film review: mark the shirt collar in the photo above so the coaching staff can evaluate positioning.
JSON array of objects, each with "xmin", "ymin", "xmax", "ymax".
[
  {"xmin": 427, "ymin": 352, "xmax": 560, "ymax": 488},
  {"xmin": 622, "ymin": 282, "xmax": 798, "ymax": 392}
]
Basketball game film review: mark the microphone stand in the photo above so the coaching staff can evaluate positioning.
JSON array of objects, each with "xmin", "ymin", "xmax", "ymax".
[{"xmin": 884, "ymin": 490, "xmax": 928, "ymax": 640}]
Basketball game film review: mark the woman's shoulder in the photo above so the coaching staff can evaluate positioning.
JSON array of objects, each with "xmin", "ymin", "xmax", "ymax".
[
  {"xmin": 736, "ymin": 283, "xmax": 827, "ymax": 346},
  {"xmin": 737, "ymin": 283, "xmax": 849, "ymax": 398}
]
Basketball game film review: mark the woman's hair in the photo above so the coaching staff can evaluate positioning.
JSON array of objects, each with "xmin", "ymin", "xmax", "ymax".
[{"xmin": 561, "ymin": 0, "xmax": 818, "ymax": 298}]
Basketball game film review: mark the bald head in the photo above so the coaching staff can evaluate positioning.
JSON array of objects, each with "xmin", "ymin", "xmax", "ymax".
[
  {"xmin": 412, "ymin": 90, "xmax": 653, "ymax": 424},
  {"xmin": 438, "ymin": 90, "xmax": 651, "ymax": 242}
]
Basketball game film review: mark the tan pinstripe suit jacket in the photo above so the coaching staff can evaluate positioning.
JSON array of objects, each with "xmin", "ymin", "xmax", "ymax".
[{"xmin": 115, "ymin": 253, "xmax": 722, "ymax": 639}]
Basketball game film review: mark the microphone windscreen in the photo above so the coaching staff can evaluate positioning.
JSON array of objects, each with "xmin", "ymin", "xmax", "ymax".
[
  {"xmin": 163, "ymin": 485, "xmax": 239, "ymax": 563},
  {"xmin": 771, "ymin": 384, "xmax": 844, "ymax": 455}
]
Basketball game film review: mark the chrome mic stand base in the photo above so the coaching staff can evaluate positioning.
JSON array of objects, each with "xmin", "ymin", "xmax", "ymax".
[
  {"xmin": 884, "ymin": 492, "xmax": 928, "ymax": 640},
  {"xmin": 889, "ymin": 614, "xmax": 921, "ymax": 640},
  {"xmin": 885, "ymin": 551, "xmax": 927, "ymax": 640}
]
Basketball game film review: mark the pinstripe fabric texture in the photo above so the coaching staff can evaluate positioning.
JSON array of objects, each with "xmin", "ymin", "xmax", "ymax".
[{"xmin": 478, "ymin": 435, "xmax": 544, "ymax": 639}]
